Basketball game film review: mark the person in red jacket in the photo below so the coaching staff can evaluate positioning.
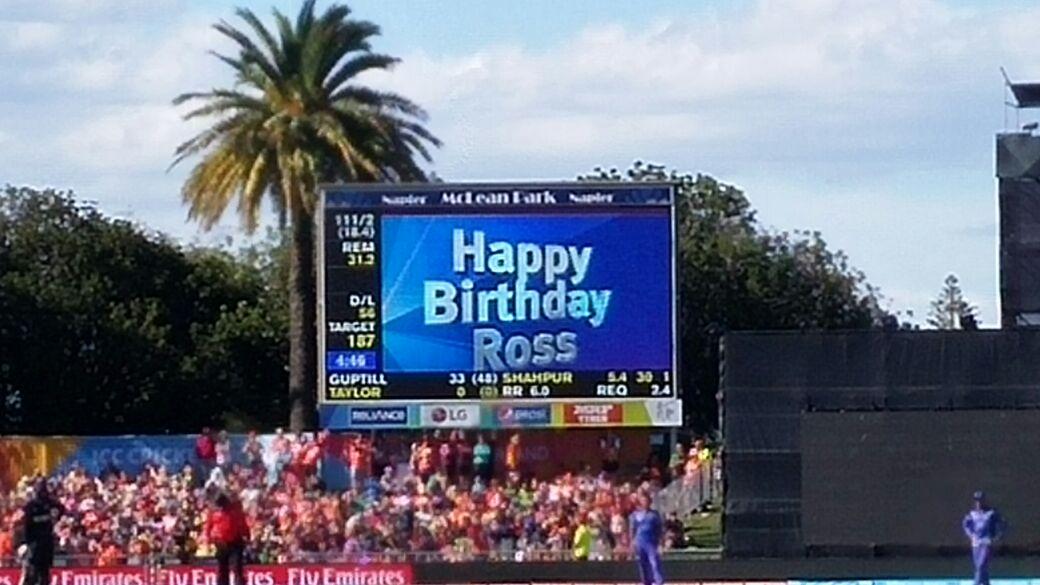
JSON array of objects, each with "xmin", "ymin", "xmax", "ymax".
[{"xmin": 206, "ymin": 493, "xmax": 249, "ymax": 585}]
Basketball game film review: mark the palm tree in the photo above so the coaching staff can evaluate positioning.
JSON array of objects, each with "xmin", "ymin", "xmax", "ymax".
[{"xmin": 172, "ymin": 1, "xmax": 439, "ymax": 430}]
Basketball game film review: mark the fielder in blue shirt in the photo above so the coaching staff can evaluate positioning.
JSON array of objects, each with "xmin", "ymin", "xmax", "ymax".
[
  {"xmin": 630, "ymin": 494, "xmax": 664, "ymax": 585},
  {"xmin": 962, "ymin": 491, "xmax": 1006, "ymax": 585}
]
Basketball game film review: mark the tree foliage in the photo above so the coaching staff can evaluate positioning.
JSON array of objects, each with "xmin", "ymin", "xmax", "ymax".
[
  {"xmin": 927, "ymin": 273, "xmax": 978, "ymax": 330},
  {"xmin": 0, "ymin": 186, "xmax": 288, "ymax": 434},
  {"xmin": 173, "ymin": 0, "xmax": 439, "ymax": 430},
  {"xmin": 581, "ymin": 162, "xmax": 884, "ymax": 430}
]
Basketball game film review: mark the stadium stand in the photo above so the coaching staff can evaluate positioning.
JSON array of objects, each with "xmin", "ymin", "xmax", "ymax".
[{"xmin": 0, "ymin": 431, "xmax": 717, "ymax": 566}]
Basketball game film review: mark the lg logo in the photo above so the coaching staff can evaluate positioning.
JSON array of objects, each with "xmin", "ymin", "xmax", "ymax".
[{"xmin": 428, "ymin": 405, "xmax": 474, "ymax": 426}]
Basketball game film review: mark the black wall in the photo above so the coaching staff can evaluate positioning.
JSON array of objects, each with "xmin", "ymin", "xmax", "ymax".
[
  {"xmin": 803, "ymin": 411, "xmax": 1040, "ymax": 551},
  {"xmin": 723, "ymin": 331, "xmax": 1040, "ymax": 558},
  {"xmin": 999, "ymin": 133, "xmax": 1040, "ymax": 328}
]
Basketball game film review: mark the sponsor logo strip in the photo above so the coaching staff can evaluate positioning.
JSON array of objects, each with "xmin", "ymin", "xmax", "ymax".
[
  {"xmin": 349, "ymin": 406, "xmax": 409, "ymax": 427},
  {"xmin": 162, "ymin": 563, "xmax": 413, "ymax": 585},
  {"xmin": 0, "ymin": 567, "xmax": 147, "ymax": 585},
  {"xmin": 420, "ymin": 404, "xmax": 480, "ymax": 428},
  {"xmin": 495, "ymin": 405, "xmax": 552, "ymax": 427},
  {"xmin": 562, "ymin": 403, "xmax": 623, "ymax": 426}
]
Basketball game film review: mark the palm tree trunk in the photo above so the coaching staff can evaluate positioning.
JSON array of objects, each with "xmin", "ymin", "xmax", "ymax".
[{"xmin": 288, "ymin": 196, "xmax": 318, "ymax": 431}]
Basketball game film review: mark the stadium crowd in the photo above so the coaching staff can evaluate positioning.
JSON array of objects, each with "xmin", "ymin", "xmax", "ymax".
[{"xmin": 0, "ymin": 430, "xmax": 714, "ymax": 566}]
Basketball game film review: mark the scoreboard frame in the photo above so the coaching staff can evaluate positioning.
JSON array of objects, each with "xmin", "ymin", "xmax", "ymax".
[{"xmin": 316, "ymin": 181, "xmax": 681, "ymax": 429}]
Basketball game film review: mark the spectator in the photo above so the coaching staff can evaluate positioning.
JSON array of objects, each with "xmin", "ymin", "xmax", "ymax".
[
  {"xmin": 645, "ymin": 453, "xmax": 665, "ymax": 486},
  {"xmin": 414, "ymin": 437, "xmax": 435, "ymax": 483},
  {"xmin": 271, "ymin": 428, "xmax": 292, "ymax": 483},
  {"xmin": 505, "ymin": 434, "xmax": 522, "ymax": 476},
  {"xmin": 215, "ymin": 431, "xmax": 232, "ymax": 471},
  {"xmin": 287, "ymin": 434, "xmax": 319, "ymax": 483},
  {"xmin": 206, "ymin": 493, "xmax": 248, "ymax": 585},
  {"xmin": 669, "ymin": 443, "xmax": 685, "ymax": 480},
  {"xmin": 573, "ymin": 514, "xmax": 592, "ymax": 561},
  {"xmin": 456, "ymin": 431, "xmax": 474, "ymax": 479},
  {"xmin": 663, "ymin": 512, "xmax": 686, "ymax": 549},
  {"xmin": 473, "ymin": 435, "xmax": 492, "ymax": 482},
  {"xmin": 300, "ymin": 435, "xmax": 323, "ymax": 479},
  {"xmin": 0, "ymin": 524, "xmax": 12, "ymax": 565},
  {"xmin": 683, "ymin": 446, "xmax": 700, "ymax": 480},
  {"xmin": 347, "ymin": 436, "xmax": 372, "ymax": 489},
  {"xmin": 440, "ymin": 433, "xmax": 458, "ymax": 480},
  {"xmin": 696, "ymin": 440, "xmax": 712, "ymax": 468},
  {"xmin": 96, "ymin": 537, "xmax": 123, "ymax": 567},
  {"xmin": 600, "ymin": 433, "xmax": 621, "ymax": 475},
  {"xmin": 242, "ymin": 432, "xmax": 264, "ymax": 473},
  {"xmin": 195, "ymin": 429, "xmax": 216, "ymax": 474},
  {"xmin": 594, "ymin": 514, "xmax": 615, "ymax": 560},
  {"xmin": 205, "ymin": 467, "xmax": 227, "ymax": 492}
]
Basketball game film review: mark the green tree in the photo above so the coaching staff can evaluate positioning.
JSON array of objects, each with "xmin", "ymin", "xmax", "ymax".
[
  {"xmin": 0, "ymin": 186, "xmax": 288, "ymax": 434},
  {"xmin": 927, "ymin": 273, "xmax": 978, "ymax": 330},
  {"xmin": 582, "ymin": 162, "xmax": 883, "ymax": 429},
  {"xmin": 172, "ymin": 1, "xmax": 439, "ymax": 430}
]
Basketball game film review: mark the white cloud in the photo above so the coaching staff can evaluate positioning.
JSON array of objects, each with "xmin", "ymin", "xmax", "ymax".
[
  {"xmin": 4, "ymin": 14, "xmax": 226, "ymax": 96},
  {"xmin": 56, "ymin": 104, "xmax": 203, "ymax": 171},
  {"xmin": 37, "ymin": 14, "xmax": 228, "ymax": 171},
  {"xmin": 0, "ymin": 0, "xmax": 179, "ymax": 22},
  {"xmin": 129, "ymin": 22, "xmax": 230, "ymax": 101},
  {"xmin": 64, "ymin": 57, "xmax": 125, "ymax": 91},
  {"xmin": 2, "ymin": 0, "xmax": 1036, "ymax": 324},
  {"xmin": 355, "ymin": 0, "xmax": 1036, "ymax": 323},
  {"xmin": 0, "ymin": 21, "xmax": 62, "ymax": 52},
  {"xmin": 369, "ymin": 0, "xmax": 1011, "ymax": 160}
]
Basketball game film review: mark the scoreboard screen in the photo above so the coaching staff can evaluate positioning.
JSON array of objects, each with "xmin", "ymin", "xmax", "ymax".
[{"xmin": 318, "ymin": 183, "xmax": 680, "ymax": 429}]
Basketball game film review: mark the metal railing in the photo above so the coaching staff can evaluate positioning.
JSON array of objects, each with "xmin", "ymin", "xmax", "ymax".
[
  {"xmin": 655, "ymin": 458, "xmax": 720, "ymax": 518},
  {"xmin": 242, "ymin": 548, "xmax": 721, "ymax": 564},
  {"xmin": 0, "ymin": 546, "xmax": 721, "ymax": 570},
  {"xmin": 0, "ymin": 554, "xmax": 141, "ymax": 568}
]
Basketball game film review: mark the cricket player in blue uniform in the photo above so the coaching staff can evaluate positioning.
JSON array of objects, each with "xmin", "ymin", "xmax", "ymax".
[
  {"xmin": 962, "ymin": 491, "xmax": 1005, "ymax": 585},
  {"xmin": 630, "ymin": 494, "xmax": 664, "ymax": 585}
]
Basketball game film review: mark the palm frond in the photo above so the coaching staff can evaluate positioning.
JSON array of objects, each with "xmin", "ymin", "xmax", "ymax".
[
  {"xmin": 273, "ymin": 10, "xmax": 300, "ymax": 77},
  {"xmin": 324, "ymin": 54, "xmax": 399, "ymax": 95},
  {"xmin": 330, "ymin": 85, "xmax": 427, "ymax": 119},
  {"xmin": 235, "ymin": 7, "xmax": 285, "ymax": 72},
  {"xmin": 238, "ymin": 151, "xmax": 272, "ymax": 232},
  {"xmin": 175, "ymin": 88, "xmax": 260, "ymax": 103},
  {"xmin": 202, "ymin": 51, "xmax": 254, "ymax": 83},
  {"xmin": 182, "ymin": 148, "xmax": 244, "ymax": 228},
  {"xmin": 295, "ymin": 0, "xmax": 319, "ymax": 41},
  {"xmin": 242, "ymin": 150, "xmax": 272, "ymax": 207},
  {"xmin": 175, "ymin": 4, "xmax": 439, "ymax": 232},
  {"xmin": 171, "ymin": 113, "xmax": 261, "ymax": 169},
  {"xmin": 398, "ymin": 131, "xmax": 435, "ymax": 163},
  {"xmin": 311, "ymin": 112, "xmax": 380, "ymax": 179},
  {"xmin": 389, "ymin": 117, "xmax": 442, "ymax": 147},
  {"xmin": 300, "ymin": 20, "xmax": 335, "ymax": 96},
  {"xmin": 176, "ymin": 93, "xmax": 268, "ymax": 120},
  {"xmin": 236, "ymin": 62, "xmax": 271, "ymax": 90},
  {"xmin": 213, "ymin": 20, "xmax": 281, "ymax": 86}
]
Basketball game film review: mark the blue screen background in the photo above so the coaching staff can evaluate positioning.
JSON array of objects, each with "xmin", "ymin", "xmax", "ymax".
[{"xmin": 380, "ymin": 213, "xmax": 673, "ymax": 372}]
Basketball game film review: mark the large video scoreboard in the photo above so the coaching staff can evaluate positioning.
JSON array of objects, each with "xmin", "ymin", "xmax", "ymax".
[{"xmin": 318, "ymin": 183, "xmax": 680, "ymax": 429}]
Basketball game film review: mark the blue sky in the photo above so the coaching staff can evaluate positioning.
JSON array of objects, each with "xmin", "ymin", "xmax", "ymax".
[{"xmin": 2, "ymin": 0, "xmax": 1040, "ymax": 325}]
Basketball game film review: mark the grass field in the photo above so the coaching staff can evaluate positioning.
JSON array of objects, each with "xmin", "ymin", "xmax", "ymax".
[{"xmin": 686, "ymin": 509, "xmax": 722, "ymax": 549}]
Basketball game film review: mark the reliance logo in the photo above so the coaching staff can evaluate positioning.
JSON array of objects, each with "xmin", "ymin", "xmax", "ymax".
[{"xmin": 350, "ymin": 407, "xmax": 407, "ymax": 426}]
